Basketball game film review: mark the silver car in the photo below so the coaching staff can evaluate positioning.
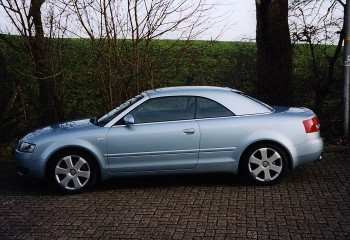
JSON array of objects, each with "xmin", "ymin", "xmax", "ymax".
[{"xmin": 15, "ymin": 86, "xmax": 323, "ymax": 193}]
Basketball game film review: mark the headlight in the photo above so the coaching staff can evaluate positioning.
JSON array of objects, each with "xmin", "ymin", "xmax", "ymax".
[{"xmin": 18, "ymin": 141, "xmax": 36, "ymax": 153}]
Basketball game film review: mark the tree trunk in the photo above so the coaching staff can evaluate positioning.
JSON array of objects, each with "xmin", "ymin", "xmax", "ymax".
[
  {"xmin": 256, "ymin": 0, "xmax": 293, "ymax": 106},
  {"xmin": 29, "ymin": 0, "xmax": 59, "ymax": 124}
]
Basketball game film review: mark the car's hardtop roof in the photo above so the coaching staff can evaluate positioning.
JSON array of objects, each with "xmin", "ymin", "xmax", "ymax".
[
  {"xmin": 142, "ymin": 86, "xmax": 272, "ymax": 115},
  {"xmin": 144, "ymin": 86, "xmax": 242, "ymax": 98}
]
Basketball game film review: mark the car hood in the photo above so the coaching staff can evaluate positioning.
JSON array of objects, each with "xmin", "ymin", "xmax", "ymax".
[{"xmin": 21, "ymin": 118, "xmax": 95, "ymax": 142}]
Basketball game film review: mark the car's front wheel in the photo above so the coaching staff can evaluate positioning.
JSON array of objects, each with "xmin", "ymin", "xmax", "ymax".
[
  {"xmin": 240, "ymin": 143, "xmax": 288, "ymax": 185},
  {"xmin": 49, "ymin": 151, "xmax": 97, "ymax": 193}
]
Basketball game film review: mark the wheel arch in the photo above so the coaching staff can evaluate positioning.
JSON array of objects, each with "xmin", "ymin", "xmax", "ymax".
[
  {"xmin": 238, "ymin": 140, "xmax": 293, "ymax": 171},
  {"xmin": 44, "ymin": 146, "xmax": 102, "ymax": 181}
]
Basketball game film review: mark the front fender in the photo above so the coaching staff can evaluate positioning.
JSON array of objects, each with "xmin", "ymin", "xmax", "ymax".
[{"xmin": 32, "ymin": 129, "xmax": 109, "ymax": 176}]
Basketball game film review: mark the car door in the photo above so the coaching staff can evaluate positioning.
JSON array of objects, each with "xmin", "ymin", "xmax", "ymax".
[
  {"xmin": 106, "ymin": 96, "xmax": 200, "ymax": 173},
  {"xmin": 195, "ymin": 97, "xmax": 238, "ymax": 165}
]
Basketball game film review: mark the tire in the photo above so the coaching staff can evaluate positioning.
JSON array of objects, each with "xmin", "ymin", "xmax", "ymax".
[
  {"xmin": 240, "ymin": 143, "xmax": 288, "ymax": 185},
  {"xmin": 49, "ymin": 150, "xmax": 97, "ymax": 193}
]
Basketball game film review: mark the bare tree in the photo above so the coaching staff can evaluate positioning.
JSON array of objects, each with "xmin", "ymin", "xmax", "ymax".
[
  {"xmin": 0, "ymin": 0, "xmax": 64, "ymax": 124},
  {"xmin": 289, "ymin": 0, "xmax": 345, "ymax": 114},
  {"xmin": 55, "ymin": 0, "xmax": 223, "ymax": 109}
]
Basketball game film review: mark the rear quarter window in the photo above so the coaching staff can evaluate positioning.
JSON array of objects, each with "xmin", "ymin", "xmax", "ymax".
[{"xmin": 196, "ymin": 97, "xmax": 234, "ymax": 119}]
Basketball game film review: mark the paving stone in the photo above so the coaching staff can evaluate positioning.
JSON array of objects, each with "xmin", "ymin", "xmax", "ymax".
[{"xmin": 0, "ymin": 152, "xmax": 349, "ymax": 239}]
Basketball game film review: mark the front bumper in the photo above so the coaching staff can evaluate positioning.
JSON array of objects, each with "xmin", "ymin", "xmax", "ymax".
[{"xmin": 14, "ymin": 150, "xmax": 45, "ymax": 179}]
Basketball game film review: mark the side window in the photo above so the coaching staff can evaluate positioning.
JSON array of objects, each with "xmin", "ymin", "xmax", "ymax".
[
  {"xmin": 196, "ymin": 97, "xmax": 234, "ymax": 119},
  {"xmin": 130, "ymin": 96, "xmax": 196, "ymax": 123}
]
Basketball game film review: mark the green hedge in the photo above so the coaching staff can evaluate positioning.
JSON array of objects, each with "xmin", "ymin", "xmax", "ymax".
[{"xmin": 0, "ymin": 36, "xmax": 344, "ymax": 155}]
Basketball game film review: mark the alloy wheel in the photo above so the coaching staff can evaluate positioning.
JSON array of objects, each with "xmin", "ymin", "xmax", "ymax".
[
  {"xmin": 248, "ymin": 147, "xmax": 283, "ymax": 182},
  {"xmin": 54, "ymin": 155, "xmax": 91, "ymax": 191}
]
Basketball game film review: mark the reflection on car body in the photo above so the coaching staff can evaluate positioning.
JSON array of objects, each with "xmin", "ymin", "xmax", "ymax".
[{"xmin": 15, "ymin": 86, "xmax": 323, "ymax": 193}]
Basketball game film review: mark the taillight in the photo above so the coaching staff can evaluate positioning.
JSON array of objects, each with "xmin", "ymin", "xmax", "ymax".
[{"xmin": 303, "ymin": 117, "xmax": 320, "ymax": 133}]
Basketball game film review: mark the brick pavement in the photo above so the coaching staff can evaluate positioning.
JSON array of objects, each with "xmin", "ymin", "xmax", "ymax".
[{"xmin": 0, "ymin": 151, "xmax": 349, "ymax": 239}]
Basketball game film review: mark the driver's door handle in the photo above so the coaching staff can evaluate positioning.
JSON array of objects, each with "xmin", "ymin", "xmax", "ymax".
[{"xmin": 183, "ymin": 128, "xmax": 195, "ymax": 134}]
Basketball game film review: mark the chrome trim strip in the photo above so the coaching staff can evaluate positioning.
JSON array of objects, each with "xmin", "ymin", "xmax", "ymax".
[
  {"xmin": 105, "ymin": 149, "xmax": 199, "ymax": 158},
  {"xmin": 200, "ymin": 147, "xmax": 236, "ymax": 153},
  {"xmin": 105, "ymin": 147, "xmax": 237, "ymax": 158}
]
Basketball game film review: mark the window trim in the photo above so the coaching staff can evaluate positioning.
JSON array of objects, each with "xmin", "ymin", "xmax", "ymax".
[
  {"xmin": 127, "ymin": 96, "xmax": 197, "ymax": 124},
  {"xmin": 113, "ymin": 95, "xmax": 236, "ymax": 126}
]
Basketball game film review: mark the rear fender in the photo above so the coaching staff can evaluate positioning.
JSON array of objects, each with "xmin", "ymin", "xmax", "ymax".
[{"xmin": 234, "ymin": 130, "xmax": 296, "ymax": 167}]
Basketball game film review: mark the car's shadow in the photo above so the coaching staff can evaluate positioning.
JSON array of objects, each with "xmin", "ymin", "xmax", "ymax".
[
  {"xmin": 94, "ymin": 173, "xmax": 243, "ymax": 192},
  {"xmin": 1, "ymin": 166, "xmax": 244, "ymax": 196},
  {"xmin": 0, "ymin": 160, "xmax": 316, "ymax": 196}
]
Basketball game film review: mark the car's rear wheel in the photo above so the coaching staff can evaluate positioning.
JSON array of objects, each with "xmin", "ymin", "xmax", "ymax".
[
  {"xmin": 240, "ymin": 143, "xmax": 288, "ymax": 185},
  {"xmin": 49, "ymin": 151, "xmax": 97, "ymax": 193}
]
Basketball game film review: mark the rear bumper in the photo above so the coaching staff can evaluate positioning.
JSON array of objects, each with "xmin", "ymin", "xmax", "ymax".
[{"xmin": 291, "ymin": 136, "xmax": 323, "ymax": 169}]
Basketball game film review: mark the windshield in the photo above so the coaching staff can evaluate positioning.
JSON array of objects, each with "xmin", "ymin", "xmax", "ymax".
[{"xmin": 95, "ymin": 94, "xmax": 144, "ymax": 126}]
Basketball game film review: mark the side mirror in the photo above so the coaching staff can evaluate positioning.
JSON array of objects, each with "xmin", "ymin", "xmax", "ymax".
[{"xmin": 123, "ymin": 114, "xmax": 135, "ymax": 126}]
